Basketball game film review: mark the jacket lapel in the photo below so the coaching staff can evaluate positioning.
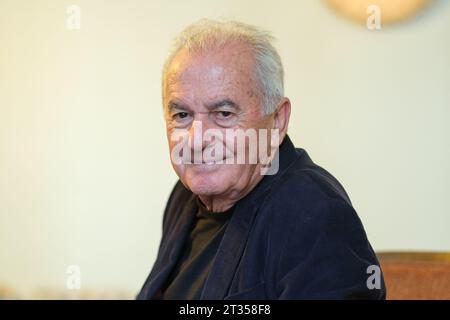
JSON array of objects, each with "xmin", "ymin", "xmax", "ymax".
[
  {"xmin": 200, "ymin": 196, "xmax": 259, "ymax": 299},
  {"xmin": 200, "ymin": 136, "xmax": 301, "ymax": 299},
  {"xmin": 142, "ymin": 193, "xmax": 198, "ymax": 299}
]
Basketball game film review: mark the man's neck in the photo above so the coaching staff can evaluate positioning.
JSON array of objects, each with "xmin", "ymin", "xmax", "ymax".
[{"xmin": 197, "ymin": 169, "xmax": 265, "ymax": 212}]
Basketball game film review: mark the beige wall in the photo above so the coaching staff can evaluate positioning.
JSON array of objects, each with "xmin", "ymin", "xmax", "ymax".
[{"xmin": 1, "ymin": 0, "xmax": 449, "ymax": 298}]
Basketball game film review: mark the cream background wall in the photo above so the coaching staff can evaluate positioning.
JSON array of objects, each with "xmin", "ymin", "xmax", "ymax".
[{"xmin": 0, "ymin": 0, "xmax": 449, "ymax": 297}]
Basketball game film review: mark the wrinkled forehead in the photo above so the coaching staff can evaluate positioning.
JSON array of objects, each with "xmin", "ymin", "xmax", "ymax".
[{"xmin": 163, "ymin": 43, "xmax": 261, "ymax": 104}]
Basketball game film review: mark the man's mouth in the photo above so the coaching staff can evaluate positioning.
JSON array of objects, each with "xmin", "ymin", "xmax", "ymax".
[
  {"xmin": 183, "ymin": 158, "xmax": 230, "ymax": 165},
  {"xmin": 201, "ymin": 161, "xmax": 218, "ymax": 165}
]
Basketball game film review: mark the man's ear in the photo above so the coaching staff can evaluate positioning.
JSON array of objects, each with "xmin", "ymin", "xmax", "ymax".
[{"xmin": 273, "ymin": 98, "xmax": 291, "ymax": 146}]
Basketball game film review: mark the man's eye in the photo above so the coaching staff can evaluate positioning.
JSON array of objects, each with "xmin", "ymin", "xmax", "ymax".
[
  {"xmin": 217, "ymin": 111, "xmax": 232, "ymax": 118},
  {"xmin": 173, "ymin": 112, "xmax": 190, "ymax": 120}
]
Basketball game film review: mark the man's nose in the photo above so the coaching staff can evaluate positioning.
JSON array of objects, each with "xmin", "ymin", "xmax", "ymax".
[
  {"xmin": 188, "ymin": 116, "xmax": 215, "ymax": 159},
  {"xmin": 188, "ymin": 119, "xmax": 204, "ymax": 152}
]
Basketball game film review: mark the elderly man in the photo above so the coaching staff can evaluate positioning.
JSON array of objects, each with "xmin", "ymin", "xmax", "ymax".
[{"xmin": 137, "ymin": 19, "xmax": 385, "ymax": 300}]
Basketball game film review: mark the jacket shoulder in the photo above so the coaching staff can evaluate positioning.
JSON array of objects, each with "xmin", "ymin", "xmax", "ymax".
[
  {"xmin": 259, "ymin": 154, "xmax": 384, "ymax": 298},
  {"xmin": 268, "ymin": 150, "xmax": 353, "ymax": 218}
]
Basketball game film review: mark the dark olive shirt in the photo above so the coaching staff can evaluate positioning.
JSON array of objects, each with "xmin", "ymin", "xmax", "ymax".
[{"xmin": 161, "ymin": 197, "xmax": 234, "ymax": 300}]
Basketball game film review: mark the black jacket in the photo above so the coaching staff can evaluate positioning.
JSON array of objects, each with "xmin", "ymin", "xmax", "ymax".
[{"xmin": 137, "ymin": 135, "xmax": 386, "ymax": 299}]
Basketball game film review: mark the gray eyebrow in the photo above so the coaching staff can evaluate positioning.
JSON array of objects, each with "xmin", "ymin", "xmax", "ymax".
[
  {"xmin": 168, "ymin": 101, "xmax": 190, "ymax": 112},
  {"xmin": 205, "ymin": 99, "xmax": 241, "ymax": 111},
  {"xmin": 168, "ymin": 99, "xmax": 241, "ymax": 112}
]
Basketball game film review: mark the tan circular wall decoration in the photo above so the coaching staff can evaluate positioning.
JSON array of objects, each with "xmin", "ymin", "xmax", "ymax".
[{"xmin": 327, "ymin": 0, "xmax": 431, "ymax": 25}]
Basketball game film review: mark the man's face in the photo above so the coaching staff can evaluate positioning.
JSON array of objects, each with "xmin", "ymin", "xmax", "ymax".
[{"xmin": 164, "ymin": 43, "xmax": 274, "ymax": 202}]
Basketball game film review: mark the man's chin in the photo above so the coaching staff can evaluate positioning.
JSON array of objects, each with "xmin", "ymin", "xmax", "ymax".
[
  {"xmin": 186, "ymin": 180, "xmax": 221, "ymax": 196},
  {"xmin": 182, "ymin": 171, "xmax": 226, "ymax": 196}
]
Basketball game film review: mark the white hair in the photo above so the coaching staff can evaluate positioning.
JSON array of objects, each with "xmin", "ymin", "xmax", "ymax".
[{"xmin": 162, "ymin": 19, "xmax": 285, "ymax": 115}]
